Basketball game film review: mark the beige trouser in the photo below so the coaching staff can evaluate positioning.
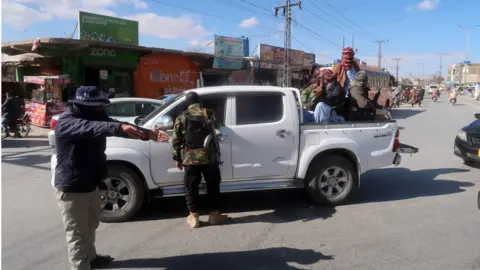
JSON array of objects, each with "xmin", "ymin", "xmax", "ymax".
[{"xmin": 55, "ymin": 189, "xmax": 101, "ymax": 270}]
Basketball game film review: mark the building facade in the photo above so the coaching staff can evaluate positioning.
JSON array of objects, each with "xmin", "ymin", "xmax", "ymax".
[{"xmin": 447, "ymin": 63, "xmax": 480, "ymax": 85}]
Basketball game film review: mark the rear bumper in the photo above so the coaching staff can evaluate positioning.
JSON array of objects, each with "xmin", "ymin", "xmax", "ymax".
[{"xmin": 454, "ymin": 137, "xmax": 480, "ymax": 161}]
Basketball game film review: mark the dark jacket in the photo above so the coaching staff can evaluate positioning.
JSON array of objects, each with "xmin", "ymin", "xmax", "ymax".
[
  {"xmin": 54, "ymin": 107, "xmax": 124, "ymax": 193},
  {"xmin": 349, "ymin": 84, "xmax": 375, "ymax": 121},
  {"xmin": 318, "ymin": 81, "xmax": 346, "ymax": 108}
]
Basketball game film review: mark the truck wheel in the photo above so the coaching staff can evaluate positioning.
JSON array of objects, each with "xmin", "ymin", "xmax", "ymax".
[
  {"xmin": 99, "ymin": 165, "xmax": 146, "ymax": 223},
  {"xmin": 478, "ymin": 191, "xmax": 480, "ymax": 210},
  {"xmin": 304, "ymin": 155, "xmax": 357, "ymax": 205}
]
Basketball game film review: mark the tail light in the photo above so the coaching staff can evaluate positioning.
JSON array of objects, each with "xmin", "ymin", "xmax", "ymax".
[
  {"xmin": 392, "ymin": 129, "xmax": 400, "ymax": 152},
  {"xmin": 50, "ymin": 118, "xmax": 57, "ymax": 130}
]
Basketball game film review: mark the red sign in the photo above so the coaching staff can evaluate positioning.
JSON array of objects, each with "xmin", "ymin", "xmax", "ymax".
[
  {"xmin": 25, "ymin": 101, "xmax": 66, "ymax": 127},
  {"xmin": 134, "ymin": 54, "xmax": 198, "ymax": 98}
]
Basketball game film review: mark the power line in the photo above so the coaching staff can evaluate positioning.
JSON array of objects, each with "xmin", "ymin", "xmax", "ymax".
[
  {"xmin": 291, "ymin": 36, "xmax": 334, "ymax": 60},
  {"xmin": 305, "ymin": 0, "xmax": 371, "ymax": 40},
  {"xmin": 294, "ymin": 20, "xmax": 342, "ymax": 48},
  {"xmin": 148, "ymin": 0, "xmax": 278, "ymax": 31},
  {"xmin": 239, "ymin": 0, "xmax": 272, "ymax": 13},
  {"xmin": 320, "ymin": 0, "xmax": 378, "ymax": 39}
]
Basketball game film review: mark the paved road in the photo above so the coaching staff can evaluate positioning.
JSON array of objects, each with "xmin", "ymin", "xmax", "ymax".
[{"xmin": 2, "ymin": 96, "xmax": 480, "ymax": 270}]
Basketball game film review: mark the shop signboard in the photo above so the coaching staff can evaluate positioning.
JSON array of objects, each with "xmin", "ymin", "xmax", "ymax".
[
  {"xmin": 78, "ymin": 11, "xmax": 139, "ymax": 45},
  {"xmin": 259, "ymin": 44, "xmax": 304, "ymax": 66},
  {"xmin": 213, "ymin": 35, "xmax": 244, "ymax": 69},
  {"xmin": 134, "ymin": 54, "xmax": 199, "ymax": 98}
]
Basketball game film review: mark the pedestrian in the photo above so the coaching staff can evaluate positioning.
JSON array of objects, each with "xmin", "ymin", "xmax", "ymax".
[
  {"xmin": 171, "ymin": 91, "xmax": 229, "ymax": 229},
  {"xmin": 474, "ymin": 83, "xmax": 480, "ymax": 100},
  {"xmin": 53, "ymin": 86, "xmax": 169, "ymax": 270},
  {"xmin": 1, "ymin": 91, "xmax": 22, "ymax": 138},
  {"xmin": 348, "ymin": 70, "xmax": 378, "ymax": 121}
]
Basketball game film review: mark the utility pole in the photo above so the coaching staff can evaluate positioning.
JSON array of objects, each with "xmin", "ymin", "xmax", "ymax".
[
  {"xmin": 352, "ymin": 36, "xmax": 355, "ymax": 51},
  {"xmin": 392, "ymin": 58, "xmax": 402, "ymax": 84},
  {"xmin": 418, "ymin": 62, "xmax": 425, "ymax": 86},
  {"xmin": 435, "ymin": 53, "xmax": 449, "ymax": 83},
  {"xmin": 275, "ymin": 0, "xmax": 302, "ymax": 87},
  {"xmin": 374, "ymin": 40, "xmax": 389, "ymax": 69},
  {"xmin": 342, "ymin": 36, "xmax": 345, "ymax": 48}
]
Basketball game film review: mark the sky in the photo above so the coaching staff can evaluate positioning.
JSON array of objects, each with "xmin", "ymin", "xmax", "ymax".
[{"xmin": 2, "ymin": 0, "xmax": 479, "ymax": 78}]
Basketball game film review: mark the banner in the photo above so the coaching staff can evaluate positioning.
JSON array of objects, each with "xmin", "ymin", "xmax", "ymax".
[
  {"xmin": 79, "ymin": 11, "xmax": 139, "ymax": 45},
  {"xmin": 213, "ymin": 35, "xmax": 244, "ymax": 69},
  {"xmin": 259, "ymin": 44, "xmax": 304, "ymax": 66},
  {"xmin": 134, "ymin": 54, "xmax": 198, "ymax": 98}
]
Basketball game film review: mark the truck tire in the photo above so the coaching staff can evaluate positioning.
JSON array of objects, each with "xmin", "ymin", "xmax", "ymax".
[
  {"xmin": 100, "ymin": 165, "xmax": 146, "ymax": 223},
  {"xmin": 304, "ymin": 155, "xmax": 357, "ymax": 205}
]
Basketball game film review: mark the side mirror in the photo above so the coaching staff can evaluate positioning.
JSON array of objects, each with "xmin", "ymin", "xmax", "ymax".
[{"xmin": 153, "ymin": 115, "xmax": 174, "ymax": 131}]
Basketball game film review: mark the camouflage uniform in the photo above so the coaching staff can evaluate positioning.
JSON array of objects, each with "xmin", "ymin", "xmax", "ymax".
[
  {"xmin": 171, "ymin": 103, "xmax": 219, "ymax": 165},
  {"xmin": 171, "ymin": 103, "xmax": 223, "ymax": 215}
]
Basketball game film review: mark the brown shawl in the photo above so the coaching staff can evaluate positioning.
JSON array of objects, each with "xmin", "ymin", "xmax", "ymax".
[{"xmin": 332, "ymin": 62, "xmax": 360, "ymax": 88}]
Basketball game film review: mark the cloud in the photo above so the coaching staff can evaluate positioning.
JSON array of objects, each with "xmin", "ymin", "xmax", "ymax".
[
  {"xmin": 3, "ymin": 0, "xmax": 53, "ymax": 28},
  {"xmin": 3, "ymin": 0, "xmax": 212, "ymax": 44},
  {"xmin": 417, "ymin": 0, "xmax": 440, "ymax": 10},
  {"xmin": 239, "ymin": 17, "xmax": 259, "ymax": 28},
  {"xmin": 125, "ymin": 13, "xmax": 211, "ymax": 40},
  {"xmin": 3, "ymin": 0, "xmax": 148, "ymax": 26}
]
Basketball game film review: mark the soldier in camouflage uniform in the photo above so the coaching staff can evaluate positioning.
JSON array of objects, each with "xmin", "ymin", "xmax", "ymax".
[{"xmin": 171, "ymin": 92, "xmax": 229, "ymax": 228}]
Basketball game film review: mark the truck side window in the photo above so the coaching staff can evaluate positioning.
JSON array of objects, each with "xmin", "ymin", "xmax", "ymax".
[
  {"xmin": 236, "ymin": 93, "xmax": 283, "ymax": 125},
  {"xmin": 166, "ymin": 95, "xmax": 227, "ymax": 128}
]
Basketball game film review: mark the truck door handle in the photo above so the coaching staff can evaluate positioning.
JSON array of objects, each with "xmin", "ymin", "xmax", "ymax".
[{"xmin": 276, "ymin": 129, "xmax": 291, "ymax": 138}]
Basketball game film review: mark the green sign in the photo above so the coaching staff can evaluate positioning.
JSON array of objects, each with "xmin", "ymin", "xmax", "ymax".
[{"xmin": 79, "ymin": 11, "xmax": 139, "ymax": 45}]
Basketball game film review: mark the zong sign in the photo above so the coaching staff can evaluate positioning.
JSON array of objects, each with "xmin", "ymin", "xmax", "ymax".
[{"xmin": 90, "ymin": 48, "xmax": 116, "ymax": 57}]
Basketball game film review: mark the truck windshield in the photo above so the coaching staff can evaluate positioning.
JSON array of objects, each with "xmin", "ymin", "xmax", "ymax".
[{"xmin": 142, "ymin": 93, "xmax": 186, "ymax": 123}]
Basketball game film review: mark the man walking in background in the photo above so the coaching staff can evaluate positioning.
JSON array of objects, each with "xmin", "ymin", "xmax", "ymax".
[
  {"xmin": 54, "ymin": 86, "xmax": 169, "ymax": 270},
  {"xmin": 171, "ymin": 91, "xmax": 229, "ymax": 229}
]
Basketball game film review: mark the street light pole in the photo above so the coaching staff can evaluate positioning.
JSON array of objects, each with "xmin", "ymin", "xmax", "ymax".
[
  {"xmin": 418, "ymin": 62, "xmax": 425, "ymax": 86},
  {"xmin": 458, "ymin": 25, "xmax": 480, "ymax": 61},
  {"xmin": 458, "ymin": 25, "xmax": 479, "ymax": 86}
]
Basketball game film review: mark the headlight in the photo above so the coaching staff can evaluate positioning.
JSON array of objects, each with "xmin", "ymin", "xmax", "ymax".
[{"xmin": 457, "ymin": 130, "xmax": 467, "ymax": 141}]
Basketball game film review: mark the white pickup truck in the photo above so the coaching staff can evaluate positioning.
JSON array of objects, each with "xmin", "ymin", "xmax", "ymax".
[{"xmin": 49, "ymin": 86, "xmax": 418, "ymax": 222}]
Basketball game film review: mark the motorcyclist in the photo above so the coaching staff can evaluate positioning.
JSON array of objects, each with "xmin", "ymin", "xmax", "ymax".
[
  {"xmin": 1, "ymin": 91, "xmax": 22, "ymax": 138},
  {"xmin": 449, "ymin": 89, "xmax": 458, "ymax": 103}
]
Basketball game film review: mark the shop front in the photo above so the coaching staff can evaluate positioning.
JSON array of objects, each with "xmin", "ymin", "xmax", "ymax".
[
  {"xmin": 80, "ymin": 46, "xmax": 144, "ymax": 97},
  {"xmin": 24, "ymin": 75, "xmax": 71, "ymax": 127},
  {"xmin": 134, "ymin": 53, "xmax": 198, "ymax": 98}
]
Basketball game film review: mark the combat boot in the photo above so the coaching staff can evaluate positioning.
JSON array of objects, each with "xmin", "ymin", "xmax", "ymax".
[
  {"xmin": 187, "ymin": 212, "xmax": 200, "ymax": 228},
  {"xmin": 208, "ymin": 211, "xmax": 229, "ymax": 225}
]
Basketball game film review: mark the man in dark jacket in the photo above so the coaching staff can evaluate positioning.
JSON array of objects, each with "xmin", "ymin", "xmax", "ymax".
[
  {"xmin": 54, "ymin": 86, "xmax": 169, "ymax": 270},
  {"xmin": 348, "ymin": 70, "xmax": 379, "ymax": 121},
  {"xmin": 1, "ymin": 91, "xmax": 22, "ymax": 138}
]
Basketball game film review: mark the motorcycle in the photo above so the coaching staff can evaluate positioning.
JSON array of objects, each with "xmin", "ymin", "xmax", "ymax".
[{"xmin": 1, "ymin": 113, "xmax": 31, "ymax": 138}]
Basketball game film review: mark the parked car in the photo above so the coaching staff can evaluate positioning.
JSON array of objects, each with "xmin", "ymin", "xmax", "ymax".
[
  {"xmin": 157, "ymin": 94, "xmax": 178, "ymax": 104},
  {"xmin": 49, "ymin": 86, "xmax": 418, "ymax": 222},
  {"xmin": 454, "ymin": 113, "xmax": 480, "ymax": 164}
]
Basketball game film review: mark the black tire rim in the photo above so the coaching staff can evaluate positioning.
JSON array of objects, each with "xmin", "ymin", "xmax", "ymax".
[{"xmin": 100, "ymin": 177, "xmax": 131, "ymax": 212}]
